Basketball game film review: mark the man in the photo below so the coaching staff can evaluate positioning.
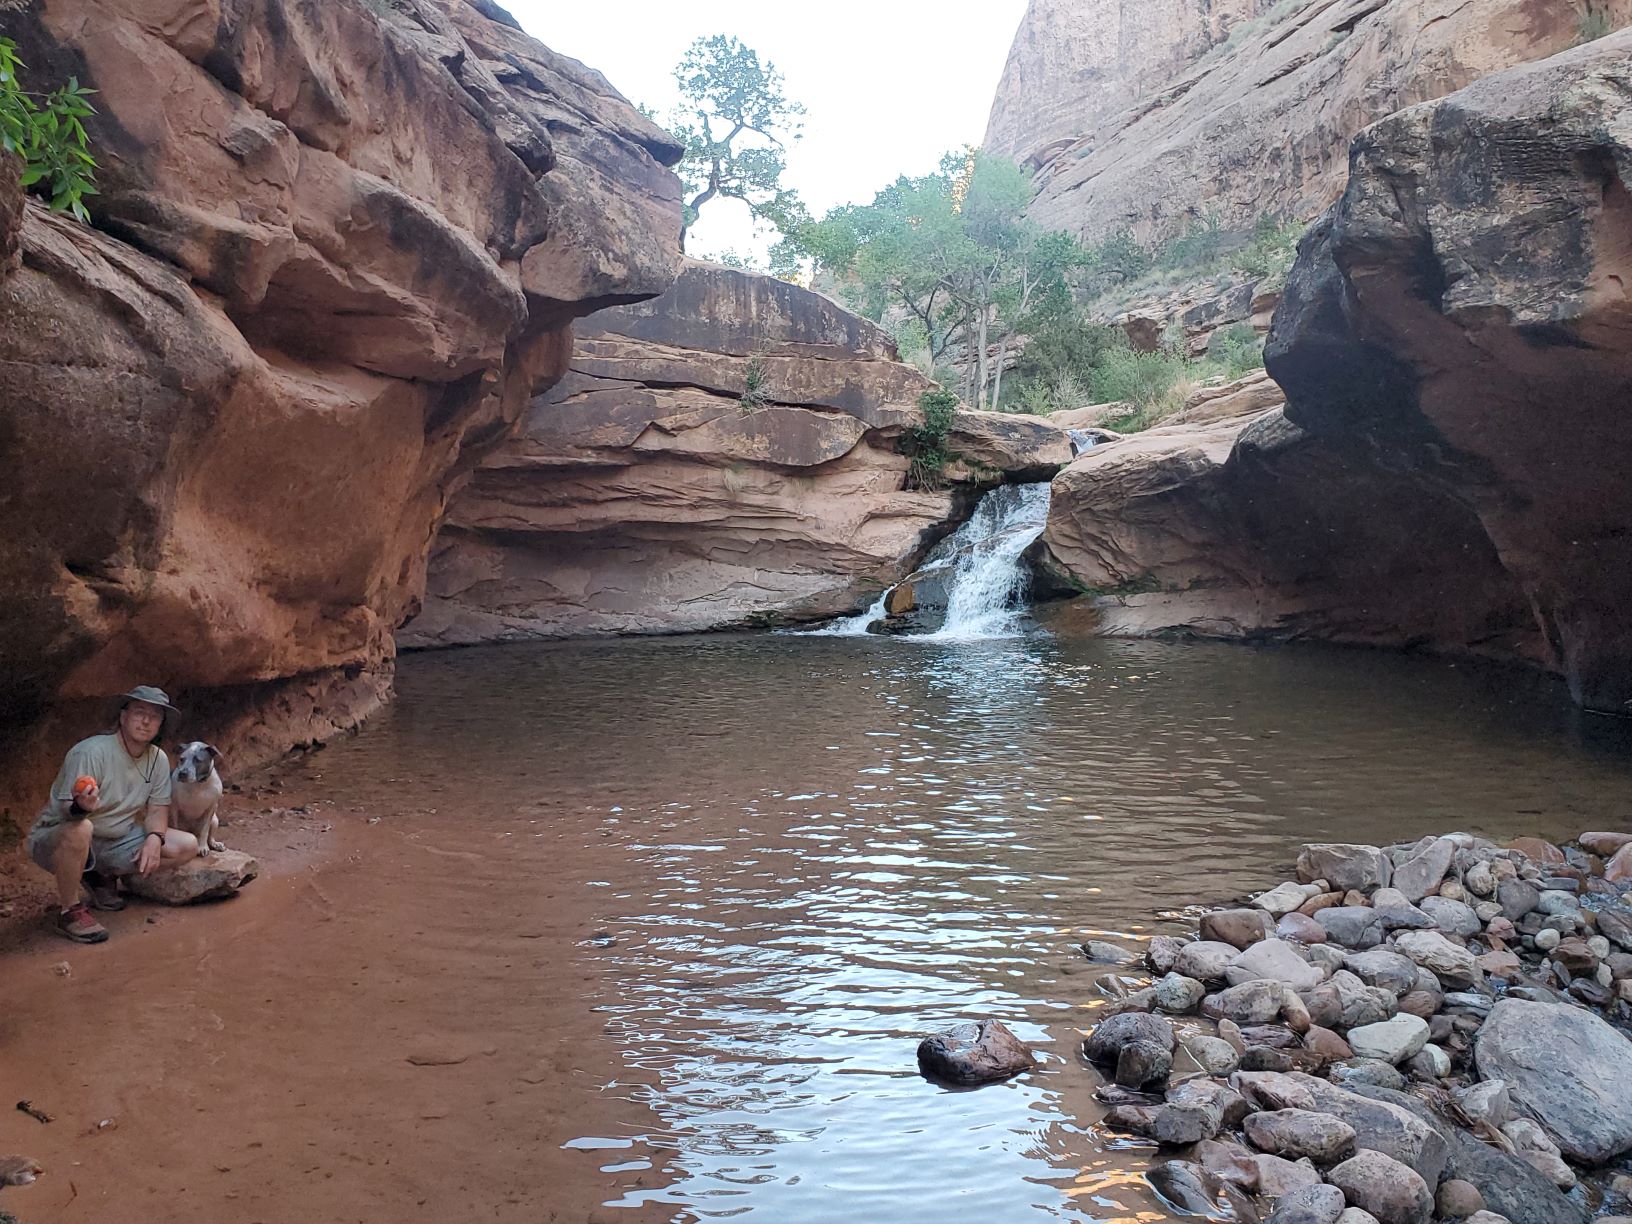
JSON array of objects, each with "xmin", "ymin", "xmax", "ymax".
[{"xmin": 26, "ymin": 686, "xmax": 200, "ymax": 943}]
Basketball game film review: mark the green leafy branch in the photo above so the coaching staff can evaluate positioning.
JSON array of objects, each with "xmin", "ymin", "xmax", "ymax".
[
  {"xmin": 903, "ymin": 388, "xmax": 959, "ymax": 490},
  {"xmin": 1, "ymin": 38, "xmax": 98, "ymax": 222}
]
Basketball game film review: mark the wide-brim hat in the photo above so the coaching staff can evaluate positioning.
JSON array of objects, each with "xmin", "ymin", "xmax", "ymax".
[{"xmin": 116, "ymin": 685, "xmax": 180, "ymax": 716}]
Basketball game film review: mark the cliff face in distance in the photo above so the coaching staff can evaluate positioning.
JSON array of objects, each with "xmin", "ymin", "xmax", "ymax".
[
  {"xmin": 989, "ymin": 0, "xmax": 1632, "ymax": 243},
  {"xmin": 984, "ymin": 0, "xmax": 1273, "ymax": 175},
  {"xmin": 0, "ymin": 0, "xmax": 683, "ymax": 817},
  {"xmin": 403, "ymin": 260, "xmax": 1073, "ymax": 645},
  {"xmin": 1039, "ymin": 31, "xmax": 1632, "ymax": 713}
]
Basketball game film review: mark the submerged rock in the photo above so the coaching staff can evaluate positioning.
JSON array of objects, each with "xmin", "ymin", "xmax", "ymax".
[{"xmin": 917, "ymin": 1019, "xmax": 1035, "ymax": 1085}]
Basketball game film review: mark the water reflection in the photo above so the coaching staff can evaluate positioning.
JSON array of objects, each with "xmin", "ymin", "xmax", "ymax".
[{"xmin": 304, "ymin": 634, "xmax": 1632, "ymax": 1221}]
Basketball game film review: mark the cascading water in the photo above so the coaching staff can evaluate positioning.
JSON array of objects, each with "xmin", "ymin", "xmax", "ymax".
[
  {"xmin": 922, "ymin": 482, "xmax": 1051, "ymax": 639},
  {"xmin": 800, "ymin": 588, "xmax": 891, "ymax": 637},
  {"xmin": 804, "ymin": 482, "xmax": 1052, "ymax": 640}
]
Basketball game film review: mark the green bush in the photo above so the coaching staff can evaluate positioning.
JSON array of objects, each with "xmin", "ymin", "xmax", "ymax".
[
  {"xmin": 1088, "ymin": 229, "xmax": 1151, "ymax": 286},
  {"xmin": 1209, "ymin": 323, "xmax": 1265, "ymax": 380},
  {"xmin": 1579, "ymin": 5, "xmax": 1613, "ymax": 41},
  {"xmin": 1090, "ymin": 345, "xmax": 1193, "ymax": 424},
  {"xmin": 1, "ymin": 38, "xmax": 98, "ymax": 222},
  {"xmin": 903, "ymin": 387, "xmax": 958, "ymax": 489},
  {"xmin": 1156, "ymin": 213, "xmax": 1224, "ymax": 271},
  {"xmin": 739, "ymin": 355, "xmax": 772, "ymax": 412}
]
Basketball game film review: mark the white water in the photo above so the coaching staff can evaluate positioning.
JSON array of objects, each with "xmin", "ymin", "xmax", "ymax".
[
  {"xmin": 920, "ymin": 483, "xmax": 1051, "ymax": 640},
  {"xmin": 802, "ymin": 482, "xmax": 1052, "ymax": 640},
  {"xmin": 799, "ymin": 588, "xmax": 891, "ymax": 637},
  {"xmin": 1067, "ymin": 429, "xmax": 1098, "ymax": 455}
]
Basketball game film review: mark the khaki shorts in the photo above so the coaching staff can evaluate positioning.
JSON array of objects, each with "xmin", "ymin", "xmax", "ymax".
[{"xmin": 27, "ymin": 822, "xmax": 149, "ymax": 877}]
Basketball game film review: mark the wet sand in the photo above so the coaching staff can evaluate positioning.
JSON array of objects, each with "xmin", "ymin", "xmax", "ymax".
[{"xmin": 0, "ymin": 785, "xmax": 674, "ymax": 1224}]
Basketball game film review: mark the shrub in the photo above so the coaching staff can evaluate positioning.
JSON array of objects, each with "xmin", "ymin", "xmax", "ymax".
[
  {"xmin": 903, "ymin": 387, "xmax": 958, "ymax": 489},
  {"xmin": 739, "ymin": 355, "xmax": 772, "ymax": 412},
  {"xmin": 1156, "ymin": 213, "xmax": 1224, "ymax": 271},
  {"xmin": 1090, "ymin": 345, "xmax": 1193, "ymax": 425},
  {"xmin": 1579, "ymin": 5, "xmax": 1613, "ymax": 42},
  {"xmin": 1209, "ymin": 323, "xmax": 1265, "ymax": 380},
  {"xmin": 0, "ymin": 38, "xmax": 98, "ymax": 222}
]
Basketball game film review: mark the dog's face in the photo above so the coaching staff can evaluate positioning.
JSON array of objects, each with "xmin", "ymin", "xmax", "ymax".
[
  {"xmin": 0, "ymin": 1154, "xmax": 43, "ymax": 1186},
  {"xmin": 173, "ymin": 741, "xmax": 221, "ymax": 783}
]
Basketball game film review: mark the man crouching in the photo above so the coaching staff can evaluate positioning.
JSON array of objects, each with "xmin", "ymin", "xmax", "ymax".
[{"xmin": 25, "ymin": 686, "xmax": 200, "ymax": 943}]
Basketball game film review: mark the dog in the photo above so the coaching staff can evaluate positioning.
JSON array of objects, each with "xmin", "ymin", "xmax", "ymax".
[
  {"xmin": 0, "ymin": 1154, "xmax": 43, "ymax": 1189},
  {"xmin": 171, "ymin": 742, "xmax": 226, "ymax": 855}
]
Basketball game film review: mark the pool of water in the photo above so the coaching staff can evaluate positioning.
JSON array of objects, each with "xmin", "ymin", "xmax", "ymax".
[{"xmin": 291, "ymin": 633, "xmax": 1632, "ymax": 1221}]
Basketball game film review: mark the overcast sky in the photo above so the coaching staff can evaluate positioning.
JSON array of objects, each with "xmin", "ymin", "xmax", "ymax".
[{"xmin": 504, "ymin": 1, "xmax": 1030, "ymax": 262}]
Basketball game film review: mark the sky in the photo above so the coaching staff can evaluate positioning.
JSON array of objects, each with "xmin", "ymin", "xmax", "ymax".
[{"xmin": 504, "ymin": 1, "xmax": 1031, "ymax": 263}]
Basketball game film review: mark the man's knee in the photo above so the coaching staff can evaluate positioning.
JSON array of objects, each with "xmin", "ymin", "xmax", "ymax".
[
  {"xmin": 162, "ymin": 829, "xmax": 199, "ymax": 860},
  {"xmin": 54, "ymin": 820, "xmax": 93, "ymax": 855}
]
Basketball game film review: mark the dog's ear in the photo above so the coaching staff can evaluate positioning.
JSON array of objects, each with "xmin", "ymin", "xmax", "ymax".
[{"xmin": 206, "ymin": 743, "xmax": 223, "ymax": 761}]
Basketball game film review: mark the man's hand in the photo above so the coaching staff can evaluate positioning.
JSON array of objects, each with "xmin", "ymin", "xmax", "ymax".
[
  {"xmin": 136, "ymin": 831, "xmax": 163, "ymax": 875},
  {"xmin": 72, "ymin": 776, "xmax": 100, "ymax": 811}
]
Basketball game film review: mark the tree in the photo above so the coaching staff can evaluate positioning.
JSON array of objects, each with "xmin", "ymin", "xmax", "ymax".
[
  {"xmin": 804, "ymin": 150, "xmax": 1084, "ymax": 410},
  {"xmin": 668, "ymin": 35, "xmax": 805, "ymax": 252},
  {"xmin": 0, "ymin": 38, "xmax": 97, "ymax": 222}
]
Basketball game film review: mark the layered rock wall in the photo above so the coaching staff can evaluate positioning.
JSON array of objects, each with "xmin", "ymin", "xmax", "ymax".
[
  {"xmin": 0, "ymin": 0, "xmax": 683, "ymax": 821},
  {"xmin": 403, "ymin": 260, "xmax": 1072, "ymax": 644},
  {"xmin": 1038, "ymin": 34, "xmax": 1632, "ymax": 712},
  {"xmin": 991, "ymin": 0, "xmax": 1631, "ymax": 243}
]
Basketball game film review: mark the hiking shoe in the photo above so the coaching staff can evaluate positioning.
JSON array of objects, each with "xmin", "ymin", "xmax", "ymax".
[
  {"xmin": 83, "ymin": 871, "xmax": 126, "ymax": 912},
  {"xmin": 57, "ymin": 902, "xmax": 108, "ymax": 944}
]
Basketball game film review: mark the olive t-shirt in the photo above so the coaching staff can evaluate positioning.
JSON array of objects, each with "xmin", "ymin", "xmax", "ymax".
[{"xmin": 32, "ymin": 733, "xmax": 172, "ymax": 841}]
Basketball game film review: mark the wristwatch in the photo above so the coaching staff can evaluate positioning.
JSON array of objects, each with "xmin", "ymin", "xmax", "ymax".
[{"xmin": 146, "ymin": 831, "xmax": 163, "ymax": 843}]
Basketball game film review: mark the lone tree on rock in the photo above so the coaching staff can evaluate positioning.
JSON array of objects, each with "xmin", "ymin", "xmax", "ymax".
[{"xmin": 667, "ymin": 35, "xmax": 805, "ymax": 253}]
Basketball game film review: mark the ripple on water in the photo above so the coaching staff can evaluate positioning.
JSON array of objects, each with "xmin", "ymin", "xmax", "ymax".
[{"xmin": 297, "ymin": 633, "xmax": 1632, "ymax": 1221}]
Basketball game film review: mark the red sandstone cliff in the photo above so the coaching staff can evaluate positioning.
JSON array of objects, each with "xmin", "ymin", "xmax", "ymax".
[
  {"xmin": 989, "ymin": 0, "xmax": 1630, "ymax": 243},
  {"xmin": 1038, "ymin": 33, "xmax": 1632, "ymax": 712},
  {"xmin": 0, "ymin": 0, "xmax": 683, "ymax": 822}
]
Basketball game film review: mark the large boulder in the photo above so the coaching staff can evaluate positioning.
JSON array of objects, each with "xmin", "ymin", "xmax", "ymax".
[
  {"xmin": 1036, "ymin": 32, "xmax": 1632, "ymax": 712},
  {"xmin": 1474, "ymin": 998, "xmax": 1632, "ymax": 1164},
  {"xmin": 1267, "ymin": 32, "xmax": 1632, "ymax": 712},
  {"xmin": 404, "ymin": 260, "xmax": 1072, "ymax": 644},
  {"xmin": 0, "ymin": 0, "xmax": 684, "ymax": 809},
  {"xmin": 1353, "ymin": 1082, "xmax": 1589, "ymax": 1224}
]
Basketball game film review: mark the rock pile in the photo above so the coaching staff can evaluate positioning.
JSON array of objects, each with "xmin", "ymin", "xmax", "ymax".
[{"xmin": 1086, "ymin": 832, "xmax": 1632, "ymax": 1224}]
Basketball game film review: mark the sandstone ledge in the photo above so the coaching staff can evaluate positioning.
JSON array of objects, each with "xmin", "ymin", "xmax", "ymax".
[{"xmin": 404, "ymin": 261, "xmax": 1072, "ymax": 645}]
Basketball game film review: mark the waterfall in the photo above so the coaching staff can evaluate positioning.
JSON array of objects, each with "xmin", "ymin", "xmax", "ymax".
[
  {"xmin": 800, "ymin": 587, "xmax": 891, "ymax": 637},
  {"xmin": 1068, "ymin": 429, "xmax": 1098, "ymax": 456},
  {"xmin": 801, "ymin": 482, "xmax": 1052, "ymax": 640},
  {"xmin": 922, "ymin": 483, "xmax": 1051, "ymax": 640}
]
